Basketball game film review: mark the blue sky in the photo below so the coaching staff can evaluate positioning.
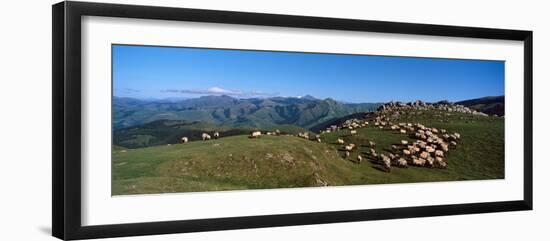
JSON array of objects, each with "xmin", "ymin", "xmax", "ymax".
[{"xmin": 113, "ymin": 44, "xmax": 504, "ymax": 103}]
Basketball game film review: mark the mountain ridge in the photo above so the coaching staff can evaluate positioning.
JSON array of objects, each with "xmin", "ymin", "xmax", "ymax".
[{"xmin": 113, "ymin": 95, "xmax": 381, "ymax": 130}]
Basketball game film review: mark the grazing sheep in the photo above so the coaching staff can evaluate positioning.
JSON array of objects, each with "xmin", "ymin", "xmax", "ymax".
[
  {"xmin": 275, "ymin": 129, "xmax": 281, "ymax": 135},
  {"xmin": 202, "ymin": 133, "xmax": 211, "ymax": 141},
  {"xmin": 413, "ymin": 157, "xmax": 426, "ymax": 166},
  {"xmin": 420, "ymin": 151, "xmax": 429, "ymax": 159},
  {"xmin": 449, "ymin": 134, "xmax": 458, "ymax": 141},
  {"xmin": 380, "ymin": 154, "xmax": 391, "ymax": 172},
  {"xmin": 418, "ymin": 141, "xmax": 427, "ymax": 148},
  {"xmin": 426, "ymin": 146, "xmax": 436, "ymax": 153},
  {"xmin": 181, "ymin": 137, "xmax": 188, "ymax": 143},
  {"xmin": 450, "ymin": 141, "xmax": 457, "ymax": 147},
  {"xmin": 249, "ymin": 131, "xmax": 262, "ymax": 138},
  {"xmin": 357, "ymin": 155, "xmax": 363, "ymax": 163},
  {"xmin": 401, "ymin": 140, "xmax": 408, "ymax": 145},
  {"xmin": 454, "ymin": 132, "xmax": 461, "ymax": 139},
  {"xmin": 350, "ymin": 130, "xmax": 357, "ymax": 135},
  {"xmin": 403, "ymin": 149, "xmax": 411, "ymax": 155},
  {"xmin": 213, "ymin": 132, "xmax": 220, "ymax": 139},
  {"xmin": 435, "ymin": 150, "xmax": 444, "ymax": 157},
  {"xmin": 345, "ymin": 151, "xmax": 350, "ymax": 158},
  {"xmin": 369, "ymin": 141, "xmax": 376, "ymax": 147},
  {"xmin": 391, "ymin": 145, "xmax": 399, "ymax": 150},
  {"xmin": 400, "ymin": 129, "xmax": 406, "ymax": 134},
  {"xmin": 369, "ymin": 148, "xmax": 378, "ymax": 157},
  {"xmin": 337, "ymin": 138, "xmax": 345, "ymax": 144},
  {"xmin": 426, "ymin": 156, "xmax": 435, "ymax": 167},
  {"xmin": 345, "ymin": 145, "xmax": 354, "ymax": 151},
  {"xmin": 298, "ymin": 132, "xmax": 310, "ymax": 139},
  {"xmin": 317, "ymin": 138, "xmax": 322, "ymax": 143},
  {"xmin": 435, "ymin": 157, "xmax": 447, "ymax": 169},
  {"xmin": 396, "ymin": 158, "xmax": 408, "ymax": 168},
  {"xmin": 440, "ymin": 143, "xmax": 449, "ymax": 152}
]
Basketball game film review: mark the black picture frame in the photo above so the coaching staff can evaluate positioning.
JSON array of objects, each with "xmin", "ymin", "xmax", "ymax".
[{"xmin": 52, "ymin": 1, "xmax": 533, "ymax": 240}]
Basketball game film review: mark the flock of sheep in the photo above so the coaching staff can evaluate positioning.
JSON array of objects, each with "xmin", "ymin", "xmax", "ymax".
[
  {"xmin": 332, "ymin": 117, "xmax": 461, "ymax": 172},
  {"xmin": 179, "ymin": 131, "xmax": 220, "ymax": 144},
  {"xmin": 177, "ymin": 100, "xmax": 470, "ymax": 174},
  {"xmin": 378, "ymin": 100, "xmax": 487, "ymax": 116}
]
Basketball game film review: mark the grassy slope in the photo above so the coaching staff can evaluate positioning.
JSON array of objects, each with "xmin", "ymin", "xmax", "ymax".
[
  {"xmin": 113, "ymin": 135, "xmax": 362, "ymax": 195},
  {"xmin": 321, "ymin": 110, "xmax": 504, "ymax": 184},
  {"xmin": 113, "ymin": 109, "xmax": 504, "ymax": 195}
]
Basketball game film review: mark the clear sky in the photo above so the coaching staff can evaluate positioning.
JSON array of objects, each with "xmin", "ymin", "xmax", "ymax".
[{"xmin": 113, "ymin": 44, "xmax": 504, "ymax": 103}]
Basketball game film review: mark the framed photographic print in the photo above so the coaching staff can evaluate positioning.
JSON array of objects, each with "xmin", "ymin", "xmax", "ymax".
[{"xmin": 52, "ymin": 1, "xmax": 533, "ymax": 240}]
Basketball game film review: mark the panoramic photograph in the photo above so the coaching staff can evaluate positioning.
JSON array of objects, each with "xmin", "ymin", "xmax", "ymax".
[{"xmin": 112, "ymin": 44, "xmax": 505, "ymax": 196}]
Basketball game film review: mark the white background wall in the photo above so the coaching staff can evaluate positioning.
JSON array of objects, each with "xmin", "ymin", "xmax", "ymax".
[{"xmin": 0, "ymin": 0, "xmax": 547, "ymax": 240}]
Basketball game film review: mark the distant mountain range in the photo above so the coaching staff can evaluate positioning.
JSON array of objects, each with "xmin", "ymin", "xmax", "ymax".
[
  {"xmin": 113, "ymin": 94, "xmax": 505, "ymax": 148},
  {"xmin": 113, "ymin": 95, "xmax": 381, "ymax": 130},
  {"xmin": 456, "ymin": 95, "xmax": 504, "ymax": 116}
]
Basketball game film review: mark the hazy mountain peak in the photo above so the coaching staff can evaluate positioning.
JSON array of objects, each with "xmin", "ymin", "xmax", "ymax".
[{"xmin": 301, "ymin": 94, "xmax": 318, "ymax": 100}]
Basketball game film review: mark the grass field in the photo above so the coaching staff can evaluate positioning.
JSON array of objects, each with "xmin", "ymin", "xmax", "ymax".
[{"xmin": 112, "ymin": 109, "xmax": 504, "ymax": 195}]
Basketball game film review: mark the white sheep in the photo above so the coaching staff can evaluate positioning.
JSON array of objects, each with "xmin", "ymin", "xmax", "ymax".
[
  {"xmin": 369, "ymin": 141, "xmax": 376, "ymax": 147},
  {"xmin": 249, "ymin": 131, "xmax": 262, "ymax": 138},
  {"xmin": 202, "ymin": 133, "xmax": 211, "ymax": 141},
  {"xmin": 350, "ymin": 130, "xmax": 357, "ymax": 135},
  {"xmin": 425, "ymin": 146, "xmax": 436, "ymax": 153},
  {"xmin": 413, "ymin": 157, "xmax": 426, "ymax": 166},
  {"xmin": 435, "ymin": 157, "xmax": 447, "ymax": 169},
  {"xmin": 181, "ymin": 137, "xmax": 188, "ymax": 143},
  {"xmin": 337, "ymin": 138, "xmax": 345, "ymax": 144},
  {"xmin": 420, "ymin": 151, "xmax": 429, "ymax": 159},
  {"xmin": 380, "ymin": 154, "xmax": 391, "ymax": 172},
  {"xmin": 213, "ymin": 132, "xmax": 220, "ymax": 139},
  {"xmin": 396, "ymin": 158, "xmax": 408, "ymax": 168}
]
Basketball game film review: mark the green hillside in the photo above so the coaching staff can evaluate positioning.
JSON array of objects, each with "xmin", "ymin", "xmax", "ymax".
[
  {"xmin": 113, "ymin": 108, "xmax": 504, "ymax": 195},
  {"xmin": 113, "ymin": 119, "xmax": 311, "ymax": 149},
  {"xmin": 113, "ymin": 135, "xmax": 362, "ymax": 194}
]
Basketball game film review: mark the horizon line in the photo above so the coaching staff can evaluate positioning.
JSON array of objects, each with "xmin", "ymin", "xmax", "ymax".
[{"xmin": 112, "ymin": 94, "xmax": 504, "ymax": 104}]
